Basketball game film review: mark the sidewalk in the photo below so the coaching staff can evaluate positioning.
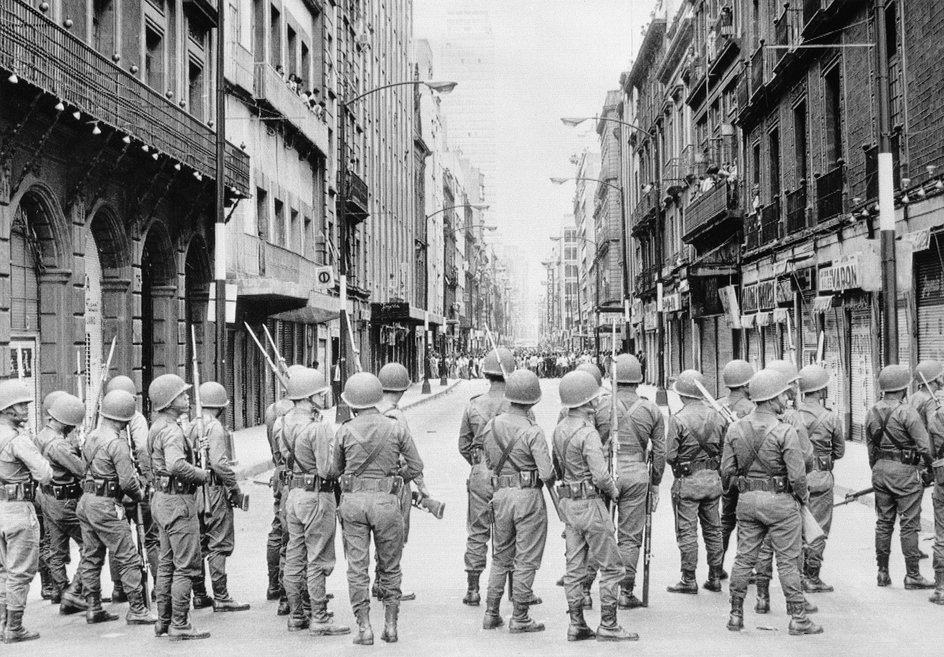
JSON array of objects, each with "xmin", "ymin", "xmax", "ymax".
[{"xmin": 230, "ymin": 378, "xmax": 463, "ymax": 481}]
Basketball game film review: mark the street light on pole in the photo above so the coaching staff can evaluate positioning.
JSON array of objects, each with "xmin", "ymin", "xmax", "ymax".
[{"xmin": 335, "ymin": 79, "xmax": 456, "ymax": 421}]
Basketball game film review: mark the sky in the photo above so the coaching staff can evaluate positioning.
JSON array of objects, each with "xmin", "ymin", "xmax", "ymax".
[{"xmin": 414, "ymin": 0, "xmax": 657, "ymax": 303}]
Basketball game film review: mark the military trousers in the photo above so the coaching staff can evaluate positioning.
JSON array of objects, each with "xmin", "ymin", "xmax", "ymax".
[
  {"xmin": 485, "ymin": 487, "xmax": 548, "ymax": 603},
  {"xmin": 464, "ymin": 462, "xmax": 493, "ymax": 574},
  {"xmin": 124, "ymin": 494, "xmax": 159, "ymax": 582},
  {"xmin": 339, "ymin": 490, "xmax": 403, "ymax": 617},
  {"xmin": 933, "ymin": 483, "xmax": 944, "ymax": 575},
  {"xmin": 670, "ymin": 472, "xmax": 723, "ymax": 572},
  {"xmin": 284, "ymin": 488, "xmax": 337, "ymax": 616},
  {"xmin": 200, "ymin": 486, "xmax": 236, "ymax": 598},
  {"xmin": 0, "ymin": 501, "xmax": 40, "ymax": 611},
  {"xmin": 266, "ymin": 468, "xmax": 284, "ymax": 584},
  {"xmin": 76, "ymin": 495, "xmax": 143, "ymax": 597},
  {"xmin": 804, "ymin": 487, "xmax": 835, "ymax": 571},
  {"xmin": 152, "ymin": 491, "xmax": 202, "ymax": 625},
  {"xmin": 38, "ymin": 491, "xmax": 84, "ymax": 592},
  {"xmin": 561, "ymin": 496, "xmax": 624, "ymax": 609},
  {"xmin": 615, "ymin": 465, "xmax": 649, "ymax": 585},
  {"xmin": 720, "ymin": 486, "xmax": 739, "ymax": 555},
  {"xmin": 729, "ymin": 491, "xmax": 803, "ymax": 605},
  {"xmin": 873, "ymin": 461, "xmax": 924, "ymax": 563}
]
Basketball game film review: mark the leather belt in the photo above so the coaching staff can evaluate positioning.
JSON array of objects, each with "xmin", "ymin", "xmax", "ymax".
[
  {"xmin": 557, "ymin": 481, "xmax": 600, "ymax": 499},
  {"xmin": 491, "ymin": 471, "xmax": 542, "ymax": 489},
  {"xmin": 82, "ymin": 478, "xmax": 122, "ymax": 498},
  {"xmin": 42, "ymin": 482, "xmax": 83, "ymax": 500},
  {"xmin": 737, "ymin": 475, "xmax": 791, "ymax": 494},
  {"xmin": 155, "ymin": 475, "xmax": 198, "ymax": 495},
  {"xmin": 0, "ymin": 482, "xmax": 35, "ymax": 502},
  {"xmin": 339, "ymin": 475, "xmax": 403, "ymax": 495},
  {"xmin": 287, "ymin": 474, "xmax": 336, "ymax": 492},
  {"xmin": 672, "ymin": 457, "xmax": 720, "ymax": 478},
  {"xmin": 877, "ymin": 447, "xmax": 921, "ymax": 466}
]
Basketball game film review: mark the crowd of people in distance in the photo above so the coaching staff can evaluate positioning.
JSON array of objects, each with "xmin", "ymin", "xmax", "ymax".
[{"xmin": 428, "ymin": 348, "xmax": 653, "ymax": 381}]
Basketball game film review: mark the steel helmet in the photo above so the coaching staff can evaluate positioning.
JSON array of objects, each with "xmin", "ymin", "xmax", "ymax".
[
  {"xmin": 148, "ymin": 374, "xmax": 191, "ymax": 411},
  {"xmin": 99, "ymin": 390, "xmax": 137, "ymax": 422},
  {"xmin": 0, "ymin": 379, "xmax": 32, "ymax": 412},
  {"xmin": 378, "ymin": 363, "xmax": 411, "ymax": 392},
  {"xmin": 341, "ymin": 372, "xmax": 384, "ymax": 409},
  {"xmin": 748, "ymin": 370, "xmax": 792, "ymax": 403},
  {"xmin": 674, "ymin": 369, "xmax": 706, "ymax": 399},
  {"xmin": 615, "ymin": 354, "xmax": 643, "ymax": 384},
  {"xmin": 49, "ymin": 393, "xmax": 86, "ymax": 427},
  {"xmin": 199, "ymin": 381, "xmax": 229, "ymax": 408},
  {"xmin": 576, "ymin": 363, "xmax": 603, "ymax": 387},
  {"xmin": 767, "ymin": 359, "xmax": 800, "ymax": 384},
  {"xmin": 482, "ymin": 348, "xmax": 516, "ymax": 377},
  {"xmin": 106, "ymin": 375, "xmax": 137, "ymax": 397},
  {"xmin": 915, "ymin": 360, "xmax": 944, "ymax": 385},
  {"xmin": 42, "ymin": 390, "xmax": 67, "ymax": 415},
  {"xmin": 799, "ymin": 364, "xmax": 830, "ymax": 394},
  {"xmin": 505, "ymin": 370, "xmax": 542, "ymax": 405},
  {"xmin": 286, "ymin": 368, "xmax": 327, "ymax": 401},
  {"xmin": 286, "ymin": 364, "xmax": 308, "ymax": 379},
  {"xmin": 559, "ymin": 371, "xmax": 601, "ymax": 409},
  {"xmin": 722, "ymin": 360, "xmax": 755, "ymax": 388},
  {"xmin": 878, "ymin": 364, "xmax": 911, "ymax": 393}
]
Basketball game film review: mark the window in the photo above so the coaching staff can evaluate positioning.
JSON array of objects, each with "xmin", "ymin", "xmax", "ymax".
[
  {"xmin": 885, "ymin": 1, "xmax": 902, "ymax": 127},
  {"xmin": 253, "ymin": 0, "xmax": 265, "ymax": 59},
  {"xmin": 92, "ymin": 0, "xmax": 115, "ymax": 57},
  {"xmin": 145, "ymin": 25, "xmax": 164, "ymax": 90},
  {"xmin": 290, "ymin": 209, "xmax": 300, "ymax": 252},
  {"xmin": 188, "ymin": 59, "xmax": 205, "ymax": 120},
  {"xmin": 287, "ymin": 25, "xmax": 298, "ymax": 77},
  {"xmin": 255, "ymin": 188, "xmax": 268, "ymax": 238},
  {"xmin": 304, "ymin": 215, "xmax": 313, "ymax": 260},
  {"xmin": 769, "ymin": 128, "xmax": 781, "ymax": 200},
  {"xmin": 270, "ymin": 5, "xmax": 282, "ymax": 68},
  {"xmin": 274, "ymin": 199, "xmax": 285, "ymax": 246},
  {"xmin": 751, "ymin": 141, "xmax": 761, "ymax": 205},
  {"xmin": 794, "ymin": 101, "xmax": 808, "ymax": 184},
  {"xmin": 301, "ymin": 42, "xmax": 311, "ymax": 88},
  {"xmin": 824, "ymin": 66, "xmax": 843, "ymax": 167}
]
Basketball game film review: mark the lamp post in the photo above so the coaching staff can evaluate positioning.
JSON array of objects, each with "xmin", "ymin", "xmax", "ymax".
[{"xmin": 336, "ymin": 79, "xmax": 456, "ymax": 421}]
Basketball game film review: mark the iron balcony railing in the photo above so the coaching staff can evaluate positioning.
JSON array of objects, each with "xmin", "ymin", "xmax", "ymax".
[
  {"xmin": 785, "ymin": 184, "xmax": 808, "ymax": 234},
  {"xmin": 684, "ymin": 180, "xmax": 739, "ymax": 239},
  {"xmin": 760, "ymin": 199, "xmax": 781, "ymax": 243},
  {"xmin": 744, "ymin": 213, "xmax": 760, "ymax": 250},
  {"xmin": 750, "ymin": 45, "xmax": 766, "ymax": 97},
  {"xmin": 815, "ymin": 163, "xmax": 845, "ymax": 223},
  {"xmin": 631, "ymin": 187, "xmax": 659, "ymax": 232}
]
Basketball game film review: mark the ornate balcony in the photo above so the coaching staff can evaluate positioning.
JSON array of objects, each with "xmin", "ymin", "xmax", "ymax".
[
  {"xmin": 815, "ymin": 163, "xmax": 845, "ymax": 224},
  {"xmin": 682, "ymin": 180, "xmax": 742, "ymax": 243},
  {"xmin": 760, "ymin": 199, "xmax": 781, "ymax": 243},
  {"xmin": 253, "ymin": 62, "xmax": 329, "ymax": 156},
  {"xmin": 343, "ymin": 171, "xmax": 369, "ymax": 222},
  {"xmin": 785, "ymin": 185, "xmax": 808, "ymax": 234},
  {"xmin": 631, "ymin": 187, "xmax": 659, "ymax": 236}
]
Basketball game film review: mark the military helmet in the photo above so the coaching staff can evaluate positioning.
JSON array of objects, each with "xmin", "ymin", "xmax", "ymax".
[
  {"xmin": 915, "ymin": 360, "xmax": 944, "ymax": 385},
  {"xmin": 341, "ymin": 372, "xmax": 384, "ymax": 409},
  {"xmin": 482, "ymin": 348, "xmax": 516, "ymax": 377},
  {"xmin": 378, "ymin": 363, "xmax": 411, "ymax": 392},
  {"xmin": 559, "ymin": 371, "xmax": 601, "ymax": 409},
  {"xmin": 799, "ymin": 364, "xmax": 830, "ymax": 394},
  {"xmin": 878, "ymin": 364, "xmax": 911, "ymax": 393},
  {"xmin": 148, "ymin": 374, "xmax": 191, "ymax": 411},
  {"xmin": 286, "ymin": 364, "xmax": 308, "ymax": 379},
  {"xmin": 199, "ymin": 381, "xmax": 229, "ymax": 408},
  {"xmin": 48, "ymin": 393, "xmax": 86, "ymax": 427},
  {"xmin": 100, "ymin": 390, "xmax": 137, "ymax": 422},
  {"xmin": 0, "ymin": 379, "xmax": 32, "ymax": 412},
  {"xmin": 674, "ymin": 369, "xmax": 706, "ymax": 399},
  {"xmin": 722, "ymin": 360, "xmax": 755, "ymax": 389},
  {"xmin": 576, "ymin": 363, "xmax": 603, "ymax": 387},
  {"xmin": 505, "ymin": 370, "xmax": 542, "ymax": 405},
  {"xmin": 766, "ymin": 359, "xmax": 800, "ymax": 384},
  {"xmin": 42, "ymin": 390, "xmax": 67, "ymax": 415},
  {"xmin": 615, "ymin": 354, "xmax": 643, "ymax": 384},
  {"xmin": 106, "ymin": 375, "xmax": 137, "ymax": 397},
  {"xmin": 286, "ymin": 368, "xmax": 327, "ymax": 401},
  {"xmin": 748, "ymin": 370, "xmax": 792, "ymax": 403}
]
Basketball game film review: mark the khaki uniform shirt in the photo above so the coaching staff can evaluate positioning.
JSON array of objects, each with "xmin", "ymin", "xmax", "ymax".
[
  {"xmin": 865, "ymin": 398, "xmax": 932, "ymax": 469},
  {"xmin": 552, "ymin": 413, "xmax": 618, "ymax": 499},
  {"xmin": 148, "ymin": 412, "xmax": 207, "ymax": 484},
  {"xmin": 189, "ymin": 413, "xmax": 239, "ymax": 493},
  {"xmin": 334, "ymin": 409, "xmax": 423, "ymax": 481},
  {"xmin": 83, "ymin": 425, "xmax": 143, "ymax": 501},
  {"xmin": 482, "ymin": 408, "xmax": 554, "ymax": 482},
  {"xmin": 0, "ymin": 419, "xmax": 52, "ymax": 485},
  {"xmin": 35, "ymin": 426, "xmax": 84, "ymax": 484},
  {"xmin": 666, "ymin": 400, "xmax": 725, "ymax": 466},
  {"xmin": 276, "ymin": 407, "xmax": 336, "ymax": 480}
]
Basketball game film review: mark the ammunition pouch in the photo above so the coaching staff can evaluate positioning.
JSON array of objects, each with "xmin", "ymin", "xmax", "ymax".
[
  {"xmin": 339, "ymin": 474, "xmax": 403, "ymax": 495},
  {"xmin": 288, "ymin": 473, "xmax": 336, "ymax": 493},
  {"xmin": 556, "ymin": 481, "xmax": 600, "ymax": 500},
  {"xmin": 154, "ymin": 475, "xmax": 198, "ymax": 495},
  {"xmin": 42, "ymin": 482, "xmax": 83, "ymax": 500},
  {"xmin": 671, "ymin": 457, "xmax": 720, "ymax": 478},
  {"xmin": 82, "ymin": 478, "xmax": 122, "ymax": 498},
  {"xmin": 876, "ymin": 447, "xmax": 922, "ymax": 466},
  {"xmin": 229, "ymin": 491, "xmax": 250, "ymax": 511},
  {"xmin": 0, "ymin": 481, "xmax": 35, "ymax": 502},
  {"xmin": 490, "ymin": 471, "xmax": 542, "ymax": 489},
  {"xmin": 737, "ymin": 475, "xmax": 791, "ymax": 494},
  {"xmin": 932, "ymin": 458, "xmax": 944, "ymax": 487},
  {"xmin": 812, "ymin": 454, "xmax": 834, "ymax": 472},
  {"xmin": 469, "ymin": 448, "xmax": 484, "ymax": 466}
]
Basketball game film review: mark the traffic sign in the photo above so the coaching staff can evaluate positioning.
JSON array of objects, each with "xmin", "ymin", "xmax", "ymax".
[{"xmin": 314, "ymin": 265, "xmax": 335, "ymax": 289}]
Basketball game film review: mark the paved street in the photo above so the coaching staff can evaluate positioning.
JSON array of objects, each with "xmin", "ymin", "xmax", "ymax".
[{"xmin": 14, "ymin": 379, "xmax": 944, "ymax": 656}]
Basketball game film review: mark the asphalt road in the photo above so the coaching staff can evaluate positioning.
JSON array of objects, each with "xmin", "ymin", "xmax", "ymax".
[{"xmin": 13, "ymin": 378, "xmax": 944, "ymax": 656}]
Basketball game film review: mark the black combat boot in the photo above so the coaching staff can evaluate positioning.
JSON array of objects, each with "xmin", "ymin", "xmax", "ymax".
[
  {"xmin": 482, "ymin": 594, "xmax": 504, "ymax": 630},
  {"xmin": 154, "ymin": 596, "xmax": 172, "ymax": 637},
  {"xmin": 353, "ymin": 609, "xmax": 373, "ymax": 645},
  {"xmin": 462, "ymin": 571, "xmax": 481, "ymax": 606},
  {"xmin": 929, "ymin": 571, "xmax": 944, "ymax": 605},
  {"xmin": 191, "ymin": 577, "xmax": 214, "ymax": 609},
  {"xmin": 508, "ymin": 602, "xmax": 544, "ymax": 633},
  {"xmin": 309, "ymin": 603, "xmax": 350, "ymax": 636},
  {"xmin": 2, "ymin": 609, "xmax": 38, "ymax": 644},
  {"xmin": 168, "ymin": 612, "xmax": 211, "ymax": 641},
  {"xmin": 904, "ymin": 559, "xmax": 936, "ymax": 589},
  {"xmin": 802, "ymin": 596, "xmax": 818, "ymax": 614},
  {"xmin": 266, "ymin": 567, "xmax": 280, "ymax": 600},
  {"xmin": 595, "ymin": 604, "xmax": 638, "ymax": 642},
  {"xmin": 380, "ymin": 604, "xmax": 399, "ymax": 643},
  {"xmin": 110, "ymin": 583, "xmax": 127, "ymax": 604},
  {"xmin": 727, "ymin": 595, "xmax": 744, "ymax": 632},
  {"xmin": 566, "ymin": 604, "xmax": 595, "ymax": 641},
  {"xmin": 754, "ymin": 579, "xmax": 770, "ymax": 614},
  {"xmin": 212, "ymin": 576, "xmax": 250, "ymax": 612},
  {"xmin": 618, "ymin": 580, "xmax": 643, "ymax": 610},
  {"xmin": 59, "ymin": 577, "xmax": 87, "ymax": 615},
  {"xmin": 667, "ymin": 570, "xmax": 698, "ymax": 594},
  {"xmin": 286, "ymin": 590, "xmax": 310, "ymax": 632},
  {"xmin": 877, "ymin": 555, "xmax": 891, "ymax": 587},
  {"xmin": 277, "ymin": 587, "xmax": 291, "ymax": 616},
  {"xmin": 703, "ymin": 566, "xmax": 723, "ymax": 592},
  {"xmin": 125, "ymin": 590, "xmax": 157, "ymax": 625},
  {"xmin": 39, "ymin": 563, "xmax": 55, "ymax": 601},
  {"xmin": 803, "ymin": 564, "xmax": 834, "ymax": 593},
  {"xmin": 85, "ymin": 593, "xmax": 119, "ymax": 624},
  {"xmin": 580, "ymin": 579, "xmax": 593, "ymax": 609},
  {"xmin": 787, "ymin": 601, "xmax": 824, "ymax": 635}
]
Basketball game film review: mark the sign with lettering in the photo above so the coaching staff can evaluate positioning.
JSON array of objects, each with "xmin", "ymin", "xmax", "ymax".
[
  {"xmin": 742, "ymin": 284, "xmax": 758, "ymax": 312},
  {"xmin": 758, "ymin": 279, "xmax": 776, "ymax": 310},
  {"xmin": 819, "ymin": 256, "xmax": 861, "ymax": 292},
  {"xmin": 719, "ymin": 285, "xmax": 741, "ymax": 329},
  {"xmin": 663, "ymin": 292, "xmax": 682, "ymax": 313},
  {"xmin": 314, "ymin": 266, "xmax": 336, "ymax": 289}
]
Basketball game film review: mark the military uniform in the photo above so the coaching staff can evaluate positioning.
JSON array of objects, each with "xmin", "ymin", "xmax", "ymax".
[
  {"xmin": 911, "ymin": 387, "xmax": 937, "ymax": 429},
  {"xmin": 718, "ymin": 390, "xmax": 754, "ymax": 556},
  {"xmin": 927, "ymin": 401, "xmax": 944, "ymax": 602},
  {"xmin": 265, "ymin": 398, "xmax": 294, "ymax": 604},
  {"xmin": 126, "ymin": 411, "xmax": 159, "ymax": 581}
]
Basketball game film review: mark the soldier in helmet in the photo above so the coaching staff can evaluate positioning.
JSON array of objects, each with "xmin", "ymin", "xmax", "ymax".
[
  {"xmin": 0, "ymin": 378, "xmax": 53, "ymax": 643},
  {"xmin": 34, "ymin": 391, "xmax": 63, "ymax": 602},
  {"xmin": 721, "ymin": 369, "xmax": 821, "ymax": 636},
  {"xmin": 797, "ymin": 364, "xmax": 844, "ymax": 593},
  {"xmin": 718, "ymin": 359, "xmax": 755, "ymax": 568},
  {"xmin": 480, "ymin": 369, "xmax": 554, "ymax": 633},
  {"xmin": 277, "ymin": 368, "xmax": 347, "ymax": 636},
  {"xmin": 458, "ymin": 347, "xmax": 516, "ymax": 606},
  {"xmin": 867, "ymin": 364, "xmax": 935, "ymax": 589},
  {"xmin": 148, "ymin": 374, "xmax": 211, "ymax": 640},
  {"xmin": 75, "ymin": 390, "xmax": 155, "ymax": 626},
  {"xmin": 34, "ymin": 393, "xmax": 88, "ymax": 614},
  {"xmin": 912, "ymin": 360, "xmax": 943, "ymax": 428},
  {"xmin": 665, "ymin": 370, "xmax": 725, "ymax": 594},
  {"xmin": 334, "ymin": 372, "xmax": 425, "ymax": 645},
  {"xmin": 188, "ymin": 382, "xmax": 249, "ymax": 613},
  {"xmin": 553, "ymin": 371, "xmax": 637, "ymax": 642},
  {"xmin": 926, "ymin": 378, "xmax": 944, "ymax": 604}
]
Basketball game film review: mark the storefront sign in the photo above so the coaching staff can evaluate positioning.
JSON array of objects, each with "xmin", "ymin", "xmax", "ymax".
[
  {"xmin": 632, "ymin": 298, "xmax": 643, "ymax": 325},
  {"xmin": 742, "ymin": 284, "xmax": 758, "ymax": 312},
  {"xmin": 719, "ymin": 285, "xmax": 741, "ymax": 329},
  {"xmin": 644, "ymin": 302, "xmax": 657, "ymax": 328},
  {"xmin": 773, "ymin": 308, "xmax": 789, "ymax": 324},
  {"xmin": 818, "ymin": 255, "xmax": 861, "ymax": 292},
  {"xmin": 757, "ymin": 279, "xmax": 776, "ymax": 310},
  {"xmin": 740, "ymin": 314, "xmax": 755, "ymax": 328},
  {"xmin": 663, "ymin": 292, "xmax": 682, "ymax": 313},
  {"xmin": 902, "ymin": 229, "xmax": 931, "ymax": 252}
]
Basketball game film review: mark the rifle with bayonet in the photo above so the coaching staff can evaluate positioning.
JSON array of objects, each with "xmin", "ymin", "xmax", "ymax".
[
  {"xmin": 692, "ymin": 378, "xmax": 738, "ymax": 425},
  {"xmin": 191, "ymin": 326, "xmax": 211, "ymax": 518},
  {"xmin": 609, "ymin": 320, "xmax": 619, "ymax": 522},
  {"xmin": 125, "ymin": 421, "xmax": 151, "ymax": 608},
  {"xmin": 243, "ymin": 322, "xmax": 290, "ymax": 389},
  {"xmin": 262, "ymin": 324, "xmax": 290, "ymax": 378},
  {"xmin": 80, "ymin": 337, "xmax": 116, "ymax": 447}
]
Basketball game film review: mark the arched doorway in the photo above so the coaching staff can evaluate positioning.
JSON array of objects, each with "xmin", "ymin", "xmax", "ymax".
[
  {"xmin": 184, "ymin": 235, "xmax": 212, "ymax": 382},
  {"xmin": 140, "ymin": 221, "xmax": 177, "ymax": 412},
  {"xmin": 9, "ymin": 207, "xmax": 40, "ymax": 432}
]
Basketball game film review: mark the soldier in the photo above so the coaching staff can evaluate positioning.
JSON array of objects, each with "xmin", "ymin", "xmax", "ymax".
[
  {"xmin": 553, "ymin": 371, "xmax": 636, "ymax": 642},
  {"xmin": 718, "ymin": 359, "xmax": 755, "ymax": 569},
  {"xmin": 665, "ymin": 370, "xmax": 725, "ymax": 594},
  {"xmin": 0, "ymin": 378, "xmax": 53, "ymax": 643},
  {"xmin": 277, "ymin": 368, "xmax": 347, "ymax": 636},
  {"xmin": 720, "ymin": 370, "xmax": 822, "ymax": 636},
  {"xmin": 75, "ymin": 390, "xmax": 155, "ymax": 626},
  {"xmin": 912, "ymin": 360, "xmax": 943, "ymax": 428},
  {"xmin": 34, "ymin": 393, "xmax": 88, "ymax": 614},
  {"xmin": 611, "ymin": 354, "xmax": 665, "ymax": 609},
  {"xmin": 334, "ymin": 372, "xmax": 425, "ymax": 645},
  {"xmin": 926, "ymin": 384, "xmax": 944, "ymax": 604},
  {"xmin": 33, "ymin": 392, "xmax": 61, "ymax": 602},
  {"xmin": 458, "ymin": 347, "xmax": 516, "ymax": 606},
  {"xmin": 188, "ymin": 382, "xmax": 249, "ymax": 613},
  {"xmin": 797, "ymin": 364, "xmax": 844, "ymax": 593},
  {"xmin": 148, "ymin": 373, "xmax": 211, "ymax": 640},
  {"xmin": 866, "ymin": 364, "xmax": 935, "ymax": 589},
  {"xmin": 376, "ymin": 362, "xmax": 430, "ymax": 602},
  {"xmin": 481, "ymin": 369, "xmax": 554, "ymax": 633}
]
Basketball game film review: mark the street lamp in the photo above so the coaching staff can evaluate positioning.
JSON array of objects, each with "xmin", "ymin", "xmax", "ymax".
[{"xmin": 336, "ymin": 79, "xmax": 457, "ymax": 421}]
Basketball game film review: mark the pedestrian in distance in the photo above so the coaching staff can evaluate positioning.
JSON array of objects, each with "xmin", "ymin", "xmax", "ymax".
[{"xmin": 718, "ymin": 359, "xmax": 755, "ymax": 572}]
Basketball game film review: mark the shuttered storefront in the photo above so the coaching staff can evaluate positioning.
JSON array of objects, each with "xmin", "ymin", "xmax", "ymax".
[
  {"xmin": 763, "ymin": 324, "xmax": 779, "ymax": 366},
  {"xmin": 850, "ymin": 306, "xmax": 875, "ymax": 442},
  {"xmin": 917, "ymin": 240, "xmax": 944, "ymax": 362},
  {"xmin": 801, "ymin": 291, "xmax": 818, "ymax": 366},
  {"xmin": 717, "ymin": 319, "xmax": 735, "ymax": 385},
  {"xmin": 823, "ymin": 308, "xmax": 845, "ymax": 416},
  {"xmin": 747, "ymin": 327, "xmax": 762, "ymax": 370},
  {"xmin": 898, "ymin": 297, "xmax": 911, "ymax": 367},
  {"xmin": 701, "ymin": 317, "xmax": 718, "ymax": 397},
  {"xmin": 681, "ymin": 315, "xmax": 693, "ymax": 372},
  {"xmin": 669, "ymin": 317, "xmax": 681, "ymax": 381}
]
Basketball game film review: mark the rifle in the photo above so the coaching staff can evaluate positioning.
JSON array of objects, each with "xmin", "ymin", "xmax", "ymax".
[
  {"xmin": 918, "ymin": 372, "xmax": 944, "ymax": 411},
  {"xmin": 833, "ymin": 486, "xmax": 873, "ymax": 507},
  {"xmin": 125, "ymin": 423, "xmax": 151, "ymax": 608},
  {"xmin": 785, "ymin": 312, "xmax": 797, "ymax": 367},
  {"xmin": 410, "ymin": 491, "xmax": 445, "ymax": 519},
  {"xmin": 243, "ymin": 322, "xmax": 290, "ymax": 389},
  {"xmin": 190, "ymin": 326, "xmax": 211, "ymax": 516},
  {"xmin": 80, "ymin": 337, "xmax": 116, "ymax": 446},
  {"xmin": 261, "ymin": 324, "xmax": 290, "ymax": 378},
  {"xmin": 642, "ymin": 451, "xmax": 653, "ymax": 607},
  {"xmin": 693, "ymin": 378, "xmax": 738, "ymax": 425},
  {"xmin": 609, "ymin": 320, "xmax": 619, "ymax": 521},
  {"xmin": 75, "ymin": 349, "xmax": 84, "ymax": 401},
  {"xmin": 344, "ymin": 310, "xmax": 363, "ymax": 373}
]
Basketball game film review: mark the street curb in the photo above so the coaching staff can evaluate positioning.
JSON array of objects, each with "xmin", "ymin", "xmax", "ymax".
[{"xmin": 235, "ymin": 379, "xmax": 463, "ymax": 481}]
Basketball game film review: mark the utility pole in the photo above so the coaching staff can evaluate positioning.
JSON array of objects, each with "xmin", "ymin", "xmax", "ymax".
[
  {"xmin": 336, "ymin": 102, "xmax": 352, "ymax": 422},
  {"xmin": 214, "ymin": 4, "xmax": 227, "ymax": 383},
  {"xmin": 653, "ymin": 130, "xmax": 667, "ymax": 405}
]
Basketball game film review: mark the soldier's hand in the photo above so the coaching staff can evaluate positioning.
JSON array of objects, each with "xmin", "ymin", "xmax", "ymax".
[
  {"xmin": 199, "ymin": 435, "xmax": 211, "ymax": 452},
  {"xmin": 196, "ymin": 468, "xmax": 210, "ymax": 484},
  {"xmin": 922, "ymin": 468, "xmax": 934, "ymax": 488},
  {"xmin": 648, "ymin": 486, "xmax": 660, "ymax": 513}
]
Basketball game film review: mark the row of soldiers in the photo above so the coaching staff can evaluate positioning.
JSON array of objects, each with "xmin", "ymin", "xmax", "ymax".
[{"xmin": 456, "ymin": 348, "xmax": 944, "ymax": 640}]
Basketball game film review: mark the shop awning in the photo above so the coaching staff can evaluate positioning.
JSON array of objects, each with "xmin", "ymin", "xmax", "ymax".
[
  {"xmin": 812, "ymin": 295, "xmax": 835, "ymax": 313},
  {"xmin": 271, "ymin": 291, "xmax": 341, "ymax": 325}
]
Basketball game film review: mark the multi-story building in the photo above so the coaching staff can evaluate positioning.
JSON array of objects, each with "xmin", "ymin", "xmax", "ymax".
[{"xmin": 571, "ymin": 143, "xmax": 601, "ymax": 349}]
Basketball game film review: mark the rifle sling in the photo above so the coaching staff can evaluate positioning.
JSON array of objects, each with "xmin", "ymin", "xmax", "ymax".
[{"xmin": 350, "ymin": 424, "xmax": 393, "ymax": 478}]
